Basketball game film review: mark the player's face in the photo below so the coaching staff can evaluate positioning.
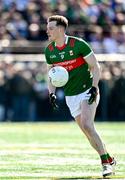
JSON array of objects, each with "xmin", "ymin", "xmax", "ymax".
[{"xmin": 47, "ymin": 21, "xmax": 60, "ymax": 41}]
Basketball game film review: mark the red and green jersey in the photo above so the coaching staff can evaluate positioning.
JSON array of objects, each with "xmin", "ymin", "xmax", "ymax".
[{"xmin": 45, "ymin": 35, "xmax": 93, "ymax": 96}]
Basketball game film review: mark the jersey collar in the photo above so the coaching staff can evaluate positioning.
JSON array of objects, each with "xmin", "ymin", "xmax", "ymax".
[{"xmin": 55, "ymin": 35, "xmax": 68, "ymax": 50}]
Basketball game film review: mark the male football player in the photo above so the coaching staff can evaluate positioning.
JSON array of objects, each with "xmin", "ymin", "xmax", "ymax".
[{"xmin": 45, "ymin": 15, "xmax": 116, "ymax": 177}]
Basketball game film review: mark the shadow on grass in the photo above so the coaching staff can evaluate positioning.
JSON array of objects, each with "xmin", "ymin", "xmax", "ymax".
[
  {"xmin": 56, "ymin": 175, "xmax": 125, "ymax": 180},
  {"xmin": 54, "ymin": 177, "xmax": 102, "ymax": 180},
  {"xmin": 0, "ymin": 178, "xmax": 103, "ymax": 180},
  {"xmin": 56, "ymin": 177, "xmax": 103, "ymax": 180}
]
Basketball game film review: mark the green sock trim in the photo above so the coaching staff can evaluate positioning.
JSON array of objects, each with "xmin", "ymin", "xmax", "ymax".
[
  {"xmin": 106, "ymin": 153, "xmax": 111, "ymax": 158},
  {"xmin": 100, "ymin": 154, "xmax": 108, "ymax": 160}
]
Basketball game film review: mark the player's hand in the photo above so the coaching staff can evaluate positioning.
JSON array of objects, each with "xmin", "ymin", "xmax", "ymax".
[
  {"xmin": 87, "ymin": 86, "xmax": 98, "ymax": 105},
  {"xmin": 49, "ymin": 93, "xmax": 58, "ymax": 109}
]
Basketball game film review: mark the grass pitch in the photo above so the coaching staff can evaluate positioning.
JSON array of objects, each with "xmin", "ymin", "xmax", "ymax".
[{"xmin": 0, "ymin": 121, "xmax": 124, "ymax": 180}]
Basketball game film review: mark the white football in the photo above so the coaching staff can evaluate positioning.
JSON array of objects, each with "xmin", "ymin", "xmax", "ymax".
[{"xmin": 48, "ymin": 66, "xmax": 69, "ymax": 87}]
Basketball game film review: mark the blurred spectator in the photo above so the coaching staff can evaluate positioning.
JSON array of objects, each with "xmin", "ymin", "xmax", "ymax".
[
  {"xmin": 6, "ymin": 12, "xmax": 28, "ymax": 39},
  {"xmin": 7, "ymin": 63, "xmax": 35, "ymax": 121},
  {"xmin": 102, "ymin": 30, "xmax": 118, "ymax": 53},
  {"xmin": 89, "ymin": 26, "xmax": 103, "ymax": 53},
  {"xmin": 108, "ymin": 71, "xmax": 125, "ymax": 121},
  {"xmin": 0, "ymin": 70, "xmax": 6, "ymax": 121},
  {"xmin": 27, "ymin": 23, "xmax": 41, "ymax": 41}
]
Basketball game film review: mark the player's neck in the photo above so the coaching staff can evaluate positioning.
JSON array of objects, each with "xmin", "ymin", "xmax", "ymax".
[{"xmin": 55, "ymin": 34, "xmax": 66, "ymax": 47}]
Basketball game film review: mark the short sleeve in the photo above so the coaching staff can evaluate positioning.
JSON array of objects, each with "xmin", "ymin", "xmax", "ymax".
[{"xmin": 77, "ymin": 38, "xmax": 93, "ymax": 58}]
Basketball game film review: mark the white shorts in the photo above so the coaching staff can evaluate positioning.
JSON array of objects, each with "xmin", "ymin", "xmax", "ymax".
[{"xmin": 65, "ymin": 88, "xmax": 100, "ymax": 118}]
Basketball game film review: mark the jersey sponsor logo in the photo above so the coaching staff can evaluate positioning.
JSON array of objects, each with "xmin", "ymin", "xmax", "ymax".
[
  {"xmin": 53, "ymin": 56, "xmax": 86, "ymax": 71},
  {"xmin": 59, "ymin": 52, "xmax": 65, "ymax": 55}
]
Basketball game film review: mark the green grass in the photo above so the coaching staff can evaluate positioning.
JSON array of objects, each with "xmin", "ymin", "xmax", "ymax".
[{"xmin": 0, "ymin": 121, "xmax": 125, "ymax": 180}]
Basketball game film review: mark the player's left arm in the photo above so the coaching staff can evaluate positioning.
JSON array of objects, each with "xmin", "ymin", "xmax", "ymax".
[
  {"xmin": 77, "ymin": 38, "xmax": 101, "ymax": 104},
  {"xmin": 77, "ymin": 38, "xmax": 101, "ymax": 86},
  {"xmin": 85, "ymin": 52, "xmax": 101, "ymax": 104},
  {"xmin": 85, "ymin": 52, "xmax": 101, "ymax": 88}
]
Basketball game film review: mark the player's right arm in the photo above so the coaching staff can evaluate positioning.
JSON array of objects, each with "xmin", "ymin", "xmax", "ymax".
[
  {"xmin": 45, "ymin": 46, "xmax": 55, "ymax": 93},
  {"xmin": 45, "ymin": 46, "xmax": 58, "ymax": 109},
  {"xmin": 47, "ymin": 64, "xmax": 56, "ymax": 94},
  {"xmin": 47, "ymin": 64, "xmax": 58, "ymax": 109}
]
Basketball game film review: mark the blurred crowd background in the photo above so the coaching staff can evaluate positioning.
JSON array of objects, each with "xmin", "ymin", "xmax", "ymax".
[
  {"xmin": 0, "ymin": 0, "xmax": 125, "ymax": 53},
  {"xmin": 0, "ymin": 0, "xmax": 125, "ymax": 122}
]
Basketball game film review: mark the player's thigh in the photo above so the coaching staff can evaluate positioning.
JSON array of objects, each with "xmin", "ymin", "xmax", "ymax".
[
  {"xmin": 81, "ymin": 90, "xmax": 100, "ymax": 122},
  {"xmin": 75, "ymin": 101, "xmax": 97, "ymax": 133},
  {"xmin": 81, "ymin": 100, "xmax": 98, "ymax": 124},
  {"xmin": 76, "ymin": 100, "xmax": 97, "ymax": 122}
]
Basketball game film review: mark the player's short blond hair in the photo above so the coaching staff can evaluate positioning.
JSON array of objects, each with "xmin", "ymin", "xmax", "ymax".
[{"xmin": 47, "ymin": 15, "xmax": 68, "ymax": 29}]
